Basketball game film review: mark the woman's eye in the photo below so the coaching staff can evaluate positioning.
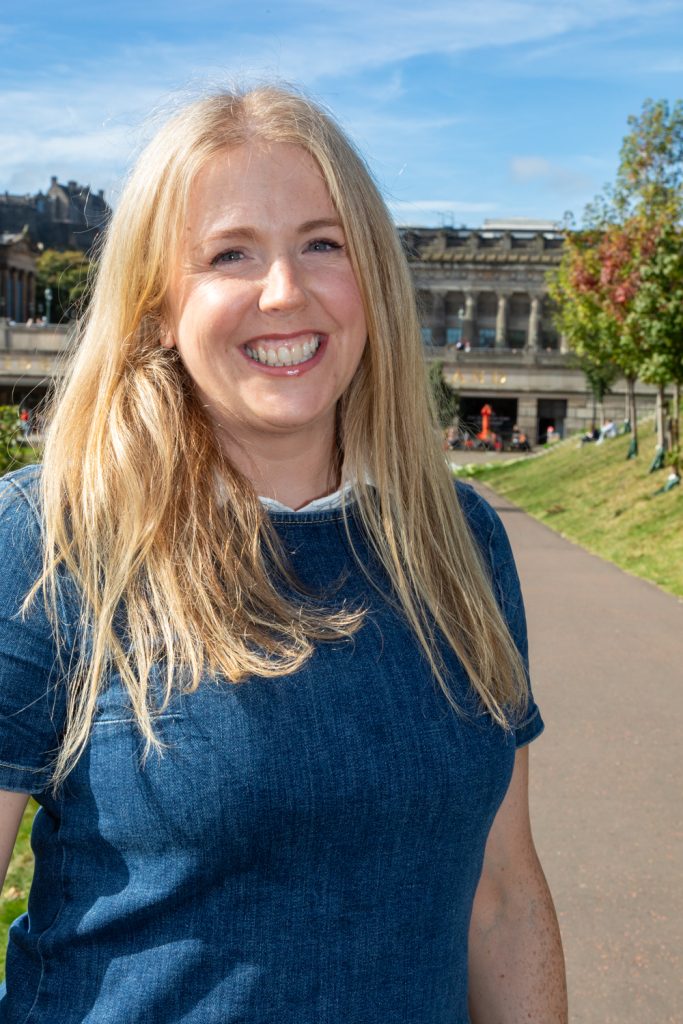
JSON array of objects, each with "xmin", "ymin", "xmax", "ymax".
[
  {"xmin": 211, "ymin": 250, "xmax": 243, "ymax": 265},
  {"xmin": 307, "ymin": 239, "xmax": 343, "ymax": 253}
]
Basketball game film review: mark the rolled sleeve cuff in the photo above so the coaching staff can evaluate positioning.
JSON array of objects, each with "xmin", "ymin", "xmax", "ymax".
[{"xmin": 514, "ymin": 705, "xmax": 545, "ymax": 748}]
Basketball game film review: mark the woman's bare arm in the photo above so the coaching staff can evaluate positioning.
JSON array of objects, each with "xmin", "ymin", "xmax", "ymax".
[
  {"xmin": 468, "ymin": 746, "xmax": 568, "ymax": 1023},
  {"xmin": 0, "ymin": 790, "xmax": 30, "ymax": 892}
]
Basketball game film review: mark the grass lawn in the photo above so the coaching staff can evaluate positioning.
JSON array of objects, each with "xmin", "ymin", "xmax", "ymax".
[
  {"xmin": 1, "ymin": 800, "xmax": 38, "ymax": 983},
  {"xmin": 455, "ymin": 418, "xmax": 683, "ymax": 598}
]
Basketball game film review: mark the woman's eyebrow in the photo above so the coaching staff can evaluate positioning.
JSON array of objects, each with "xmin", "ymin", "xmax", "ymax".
[
  {"xmin": 194, "ymin": 218, "xmax": 343, "ymax": 252},
  {"xmin": 199, "ymin": 226, "xmax": 258, "ymax": 247},
  {"xmin": 297, "ymin": 218, "xmax": 343, "ymax": 234}
]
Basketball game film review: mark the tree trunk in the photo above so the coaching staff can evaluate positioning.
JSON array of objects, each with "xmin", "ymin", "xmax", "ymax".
[
  {"xmin": 655, "ymin": 385, "xmax": 668, "ymax": 451},
  {"xmin": 628, "ymin": 377, "xmax": 639, "ymax": 454},
  {"xmin": 672, "ymin": 381, "xmax": 681, "ymax": 474}
]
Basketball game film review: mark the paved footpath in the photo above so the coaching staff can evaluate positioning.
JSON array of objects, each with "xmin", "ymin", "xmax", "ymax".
[{"xmin": 470, "ymin": 482, "xmax": 682, "ymax": 1024}]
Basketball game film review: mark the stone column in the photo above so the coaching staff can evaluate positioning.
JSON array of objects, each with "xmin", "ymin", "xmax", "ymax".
[
  {"xmin": 28, "ymin": 273, "xmax": 36, "ymax": 319},
  {"xmin": 431, "ymin": 291, "xmax": 446, "ymax": 347},
  {"xmin": 527, "ymin": 295, "xmax": 540, "ymax": 351},
  {"xmin": 10, "ymin": 270, "xmax": 18, "ymax": 321},
  {"xmin": 495, "ymin": 294, "xmax": 508, "ymax": 349},
  {"xmin": 0, "ymin": 269, "xmax": 7, "ymax": 320},
  {"xmin": 18, "ymin": 271, "xmax": 26, "ymax": 321},
  {"xmin": 461, "ymin": 293, "xmax": 476, "ymax": 347}
]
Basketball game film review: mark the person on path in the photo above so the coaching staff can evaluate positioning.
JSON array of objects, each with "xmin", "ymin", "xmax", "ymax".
[{"xmin": 0, "ymin": 86, "xmax": 567, "ymax": 1023}]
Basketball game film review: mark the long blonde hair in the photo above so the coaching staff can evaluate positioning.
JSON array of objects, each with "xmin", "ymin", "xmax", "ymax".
[{"xmin": 37, "ymin": 85, "xmax": 527, "ymax": 786}]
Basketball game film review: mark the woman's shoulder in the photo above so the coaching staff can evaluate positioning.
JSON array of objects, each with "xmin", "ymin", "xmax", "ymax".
[
  {"xmin": 0, "ymin": 463, "xmax": 42, "ymax": 522},
  {"xmin": 0, "ymin": 465, "xmax": 44, "ymax": 581},
  {"xmin": 453, "ymin": 480, "xmax": 502, "ymax": 547}
]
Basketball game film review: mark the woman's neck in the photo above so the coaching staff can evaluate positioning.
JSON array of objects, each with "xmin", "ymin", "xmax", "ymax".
[{"xmin": 219, "ymin": 425, "xmax": 340, "ymax": 511}]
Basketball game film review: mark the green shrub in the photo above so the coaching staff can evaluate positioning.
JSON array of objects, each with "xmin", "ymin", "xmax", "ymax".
[{"xmin": 0, "ymin": 406, "xmax": 39, "ymax": 476}]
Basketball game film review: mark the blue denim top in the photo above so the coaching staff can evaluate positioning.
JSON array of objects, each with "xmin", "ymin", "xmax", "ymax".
[{"xmin": 0, "ymin": 465, "xmax": 543, "ymax": 1023}]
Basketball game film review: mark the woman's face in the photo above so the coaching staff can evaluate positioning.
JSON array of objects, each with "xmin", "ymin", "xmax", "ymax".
[{"xmin": 164, "ymin": 141, "xmax": 368, "ymax": 459}]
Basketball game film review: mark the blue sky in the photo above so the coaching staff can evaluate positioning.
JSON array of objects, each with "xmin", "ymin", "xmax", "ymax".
[{"xmin": 1, "ymin": 1, "xmax": 682, "ymax": 227}]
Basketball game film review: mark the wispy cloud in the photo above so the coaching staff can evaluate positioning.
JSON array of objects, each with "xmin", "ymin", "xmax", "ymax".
[
  {"xmin": 389, "ymin": 199, "xmax": 497, "ymax": 225},
  {"xmin": 1, "ymin": 0, "xmax": 682, "ymax": 218},
  {"xmin": 510, "ymin": 156, "xmax": 595, "ymax": 195}
]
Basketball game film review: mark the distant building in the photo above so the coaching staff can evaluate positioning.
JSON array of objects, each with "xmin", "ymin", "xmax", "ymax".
[
  {"xmin": 0, "ymin": 177, "xmax": 111, "ymax": 254},
  {"xmin": 0, "ymin": 231, "xmax": 39, "ymax": 322},
  {"xmin": 0, "ymin": 218, "xmax": 661, "ymax": 441},
  {"xmin": 401, "ymin": 225, "xmax": 658, "ymax": 443}
]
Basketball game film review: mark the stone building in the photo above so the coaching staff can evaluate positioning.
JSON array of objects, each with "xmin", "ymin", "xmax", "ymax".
[
  {"xmin": 0, "ymin": 232, "xmax": 39, "ymax": 323},
  {"xmin": 0, "ymin": 219, "xmax": 661, "ymax": 441},
  {"xmin": 402, "ymin": 220, "xmax": 656, "ymax": 444},
  {"xmin": 0, "ymin": 178, "xmax": 110, "ymax": 254}
]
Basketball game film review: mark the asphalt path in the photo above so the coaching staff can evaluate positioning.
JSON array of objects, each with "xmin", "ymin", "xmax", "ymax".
[{"xmin": 470, "ymin": 481, "xmax": 682, "ymax": 1024}]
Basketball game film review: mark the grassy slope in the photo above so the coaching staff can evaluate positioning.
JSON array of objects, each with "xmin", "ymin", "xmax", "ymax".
[
  {"xmin": 1, "ymin": 800, "xmax": 38, "ymax": 982},
  {"xmin": 457, "ymin": 419, "xmax": 683, "ymax": 598}
]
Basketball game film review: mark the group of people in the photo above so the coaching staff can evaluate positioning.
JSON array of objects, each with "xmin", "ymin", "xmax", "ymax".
[{"xmin": 0, "ymin": 85, "xmax": 567, "ymax": 1022}]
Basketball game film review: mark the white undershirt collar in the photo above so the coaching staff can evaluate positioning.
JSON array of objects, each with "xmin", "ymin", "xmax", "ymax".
[{"xmin": 258, "ymin": 480, "xmax": 356, "ymax": 513}]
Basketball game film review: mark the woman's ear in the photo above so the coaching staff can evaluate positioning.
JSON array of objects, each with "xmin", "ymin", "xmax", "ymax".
[{"xmin": 160, "ymin": 327, "xmax": 176, "ymax": 349}]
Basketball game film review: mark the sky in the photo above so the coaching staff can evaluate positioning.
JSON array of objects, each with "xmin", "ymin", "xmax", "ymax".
[{"xmin": 1, "ymin": 1, "xmax": 682, "ymax": 228}]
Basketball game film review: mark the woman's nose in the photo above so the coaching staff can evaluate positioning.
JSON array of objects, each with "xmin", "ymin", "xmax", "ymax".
[{"xmin": 258, "ymin": 258, "xmax": 307, "ymax": 313}]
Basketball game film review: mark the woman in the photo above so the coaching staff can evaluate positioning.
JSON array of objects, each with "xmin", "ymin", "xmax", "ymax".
[{"xmin": 0, "ymin": 86, "xmax": 567, "ymax": 1022}]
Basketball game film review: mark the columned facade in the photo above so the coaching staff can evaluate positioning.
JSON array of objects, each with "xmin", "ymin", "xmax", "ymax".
[
  {"xmin": 0, "ymin": 234, "xmax": 39, "ymax": 322},
  {"xmin": 400, "ymin": 225, "xmax": 658, "ymax": 443},
  {"xmin": 402, "ymin": 227, "xmax": 564, "ymax": 354}
]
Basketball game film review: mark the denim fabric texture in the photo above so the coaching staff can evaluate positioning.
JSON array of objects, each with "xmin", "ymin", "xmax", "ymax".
[{"xmin": 0, "ymin": 465, "xmax": 543, "ymax": 1023}]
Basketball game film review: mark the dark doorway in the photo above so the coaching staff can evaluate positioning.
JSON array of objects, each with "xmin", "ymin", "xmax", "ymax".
[
  {"xmin": 537, "ymin": 398, "xmax": 567, "ymax": 444},
  {"xmin": 458, "ymin": 396, "xmax": 519, "ymax": 444}
]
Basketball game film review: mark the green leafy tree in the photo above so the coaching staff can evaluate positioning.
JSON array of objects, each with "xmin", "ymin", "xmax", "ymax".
[
  {"xmin": 427, "ymin": 360, "xmax": 459, "ymax": 429},
  {"xmin": 548, "ymin": 221, "xmax": 653, "ymax": 446},
  {"xmin": 36, "ymin": 249, "xmax": 92, "ymax": 322},
  {"xmin": 629, "ymin": 224, "xmax": 683, "ymax": 470},
  {"xmin": 551, "ymin": 98, "xmax": 683, "ymax": 454},
  {"xmin": 548, "ymin": 231, "xmax": 618, "ymax": 425},
  {"xmin": 614, "ymin": 98, "xmax": 683, "ymax": 221}
]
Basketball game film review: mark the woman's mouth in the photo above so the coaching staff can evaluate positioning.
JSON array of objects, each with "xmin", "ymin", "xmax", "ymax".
[{"xmin": 243, "ymin": 334, "xmax": 322, "ymax": 368}]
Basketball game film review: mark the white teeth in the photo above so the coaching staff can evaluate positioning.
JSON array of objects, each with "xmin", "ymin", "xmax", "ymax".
[{"xmin": 244, "ymin": 335, "xmax": 321, "ymax": 368}]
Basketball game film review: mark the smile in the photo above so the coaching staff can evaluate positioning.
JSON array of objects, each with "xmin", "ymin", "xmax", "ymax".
[{"xmin": 243, "ymin": 334, "xmax": 322, "ymax": 368}]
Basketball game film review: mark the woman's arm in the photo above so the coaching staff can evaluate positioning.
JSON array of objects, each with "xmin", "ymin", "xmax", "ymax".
[
  {"xmin": 468, "ymin": 746, "xmax": 568, "ymax": 1023},
  {"xmin": 0, "ymin": 790, "xmax": 30, "ymax": 891}
]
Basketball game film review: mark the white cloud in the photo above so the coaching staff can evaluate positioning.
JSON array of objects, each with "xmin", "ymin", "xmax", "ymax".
[
  {"xmin": 1, "ymin": 0, "xmax": 681, "ymax": 197},
  {"xmin": 391, "ymin": 199, "xmax": 495, "ymax": 212},
  {"xmin": 510, "ymin": 157, "xmax": 553, "ymax": 182},
  {"xmin": 510, "ymin": 156, "xmax": 594, "ymax": 195},
  {"xmin": 389, "ymin": 199, "xmax": 497, "ymax": 225}
]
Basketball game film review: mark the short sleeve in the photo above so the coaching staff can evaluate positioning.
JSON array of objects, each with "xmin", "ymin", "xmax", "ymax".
[
  {"xmin": 455, "ymin": 482, "xmax": 544, "ymax": 748},
  {"xmin": 0, "ymin": 467, "xmax": 66, "ymax": 792}
]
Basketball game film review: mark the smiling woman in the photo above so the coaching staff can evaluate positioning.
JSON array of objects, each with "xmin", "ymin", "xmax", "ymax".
[
  {"xmin": 162, "ymin": 141, "xmax": 367, "ymax": 501},
  {"xmin": 0, "ymin": 86, "xmax": 566, "ymax": 1023}
]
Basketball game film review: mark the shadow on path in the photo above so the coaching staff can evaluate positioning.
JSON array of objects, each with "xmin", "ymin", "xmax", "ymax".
[{"xmin": 470, "ymin": 481, "xmax": 682, "ymax": 1024}]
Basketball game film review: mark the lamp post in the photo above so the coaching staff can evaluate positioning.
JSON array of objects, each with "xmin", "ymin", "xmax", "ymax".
[{"xmin": 44, "ymin": 287, "xmax": 53, "ymax": 324}]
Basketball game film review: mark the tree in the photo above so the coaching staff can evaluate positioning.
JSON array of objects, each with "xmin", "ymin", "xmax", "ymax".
[
  {"xmin": 550, "ymin": 98, "xmax": 683, "ymax": 454},
  {"xmin": 427, "ymin": 360, "xmax": 459, "ymax": 429},
  {"xmin": 614, "ymin": 98, "xmax": 683, "ymax": 221},
  {"xmin": 35, "ymin": 249, "xmax": 92, "ymax": 322},
  {"xmin": 629, "ymin": 223, "xmax": 683, "ymax": 470},
  {"xmin": 547, "ymin": 222, "xmax": 651, "ymax": 446}
]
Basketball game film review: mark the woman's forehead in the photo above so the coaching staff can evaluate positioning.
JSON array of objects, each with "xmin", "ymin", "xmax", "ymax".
[{"xmin": 183, "ymin": 142, "xmax": 337, "ymax": 237}]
